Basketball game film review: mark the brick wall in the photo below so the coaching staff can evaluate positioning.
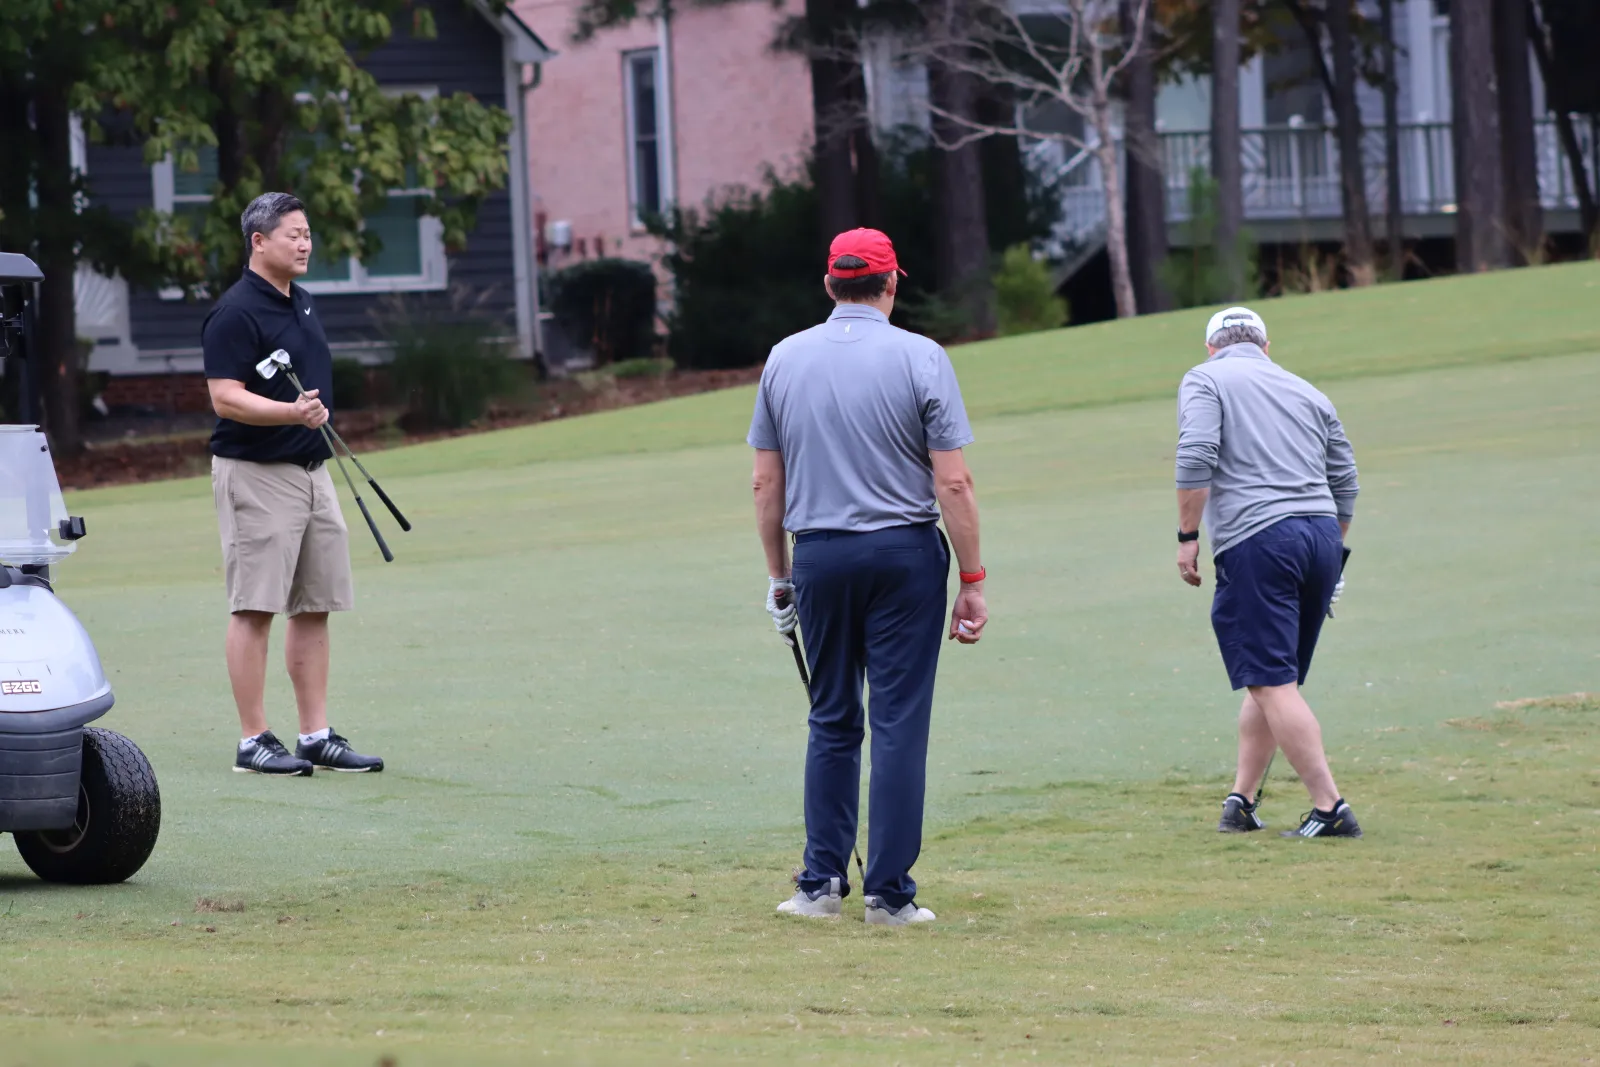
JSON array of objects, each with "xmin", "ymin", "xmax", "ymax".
[
  {"xmin": 517, "ymin": 0, "xmax": 813, "ymax": 274},
  {"xmin": 101, "ymin": 373, "xmax": 213, "ymax": 415}
]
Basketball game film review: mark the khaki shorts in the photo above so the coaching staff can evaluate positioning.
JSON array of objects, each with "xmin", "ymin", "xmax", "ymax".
[{"xmin": 212, "ymin": 456, "xmax": 355, "ymax": 616}]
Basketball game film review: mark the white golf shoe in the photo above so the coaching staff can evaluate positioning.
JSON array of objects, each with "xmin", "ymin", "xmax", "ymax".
[
  {"xmin": 777, "ymin": 876, "xmax": 843, "ymax": 918},
  {"xmin": 863, "ymin": 895, "xmax": 936, "ymax": 926}
]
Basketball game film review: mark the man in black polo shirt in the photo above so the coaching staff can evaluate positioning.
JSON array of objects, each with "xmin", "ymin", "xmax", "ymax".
[{"xmin": 203, "ymin": 192, "xmax": 383, "ymax": 776}]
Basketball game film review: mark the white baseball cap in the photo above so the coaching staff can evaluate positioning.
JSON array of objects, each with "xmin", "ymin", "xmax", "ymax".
[{"xmin": 1204, "ymin": 306, "xmax": 1268, "ymax": 345}]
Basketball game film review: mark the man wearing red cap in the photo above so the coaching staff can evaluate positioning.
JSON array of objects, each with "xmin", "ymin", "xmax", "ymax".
[{"xmin": 748, "ymin": 228, "xmax": 988, "ymax": 926}]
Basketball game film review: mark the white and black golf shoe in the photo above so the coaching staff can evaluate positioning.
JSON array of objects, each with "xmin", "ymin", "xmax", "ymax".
[
  {"xmin": 777, "ymin": 876, "xmax": 844, "ymax": 918},
  {"xmin": 1218, "ymin": 792, "xmax": 1266, "ymax": 833},
  {"xmin": 863, "ymin": 896, "xmax": 935, "ymax": 926},
  {"xmin": 235, "ymin": 731, "xmax": 314, "ymax": 776},
  {"xmin": 296, "ymin": 730, "xmax": 384, "ymax": 773},
  {"xmin": 1282, "ymin": 800, "xmax": 1362, "ymax": 839}
]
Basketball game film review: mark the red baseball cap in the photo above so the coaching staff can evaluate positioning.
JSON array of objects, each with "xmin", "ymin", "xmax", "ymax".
[{"xmin": 827, "ymin": 228, "xmax": 908, "ymax": 278}]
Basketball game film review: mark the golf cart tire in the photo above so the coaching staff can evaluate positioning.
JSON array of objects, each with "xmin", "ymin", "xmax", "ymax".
[{"xmin": 14, "ymin": 728, "xmax": 161, "ymax": 885}]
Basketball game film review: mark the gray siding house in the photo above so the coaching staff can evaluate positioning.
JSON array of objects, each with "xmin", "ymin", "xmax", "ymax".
[{"xmin": 75, "ymin": 0, "xmax": 553, "ymax": 379}]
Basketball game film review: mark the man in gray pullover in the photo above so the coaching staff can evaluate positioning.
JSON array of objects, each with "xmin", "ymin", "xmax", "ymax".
[{"xmin": 1175, "ymin": 307, "xmax": 1362, "ymax": 839}]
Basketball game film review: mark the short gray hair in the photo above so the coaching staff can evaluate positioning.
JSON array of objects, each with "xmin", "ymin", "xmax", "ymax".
[
  {"xmin": 1207, "ymin": 324, "xmax": 1268, "ymax": 349},
  {"xmin": 240, "ymin": 192, "xmax": 307, "ymax": 247}
]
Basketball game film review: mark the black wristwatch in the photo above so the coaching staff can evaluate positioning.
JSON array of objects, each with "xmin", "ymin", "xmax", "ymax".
[{"xmin": 1177, "ymin": 529, "xmax": 1200, "ymax": 543}]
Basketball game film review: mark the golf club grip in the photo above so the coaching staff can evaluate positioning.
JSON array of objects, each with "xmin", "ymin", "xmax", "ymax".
[
  {"xmin": 772, "ymin": 588, "xmax": 811, "ymax": 689},
  {"xmin": 367, "ymin": 478, "xmax": 411, "ymax": 532},
  {"xmin": 354, "ymin": 496, "xmax": 394, "ymax": 563}
]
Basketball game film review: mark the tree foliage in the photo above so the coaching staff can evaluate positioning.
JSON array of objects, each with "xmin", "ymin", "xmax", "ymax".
[{"xmin": 98, "ymin": 0, "xmax": 515, "ymax": 296}]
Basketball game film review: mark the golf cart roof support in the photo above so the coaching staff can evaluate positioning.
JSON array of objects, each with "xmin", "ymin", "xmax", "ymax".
[{"xmin": 0, "ymin": 252, "xmax": 43, "ymax": 427}]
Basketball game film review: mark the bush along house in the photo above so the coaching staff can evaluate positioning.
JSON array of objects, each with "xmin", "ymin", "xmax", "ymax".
[{"xmin": 74, "ymin": 1, "xmax": 554, "ymax": 416}]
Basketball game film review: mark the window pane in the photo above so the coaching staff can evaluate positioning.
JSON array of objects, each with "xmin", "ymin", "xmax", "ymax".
[
  {"xmin": 173, "ymin": 146, "xmax": 219, "ymax": 197},
  {"xmin": 628, "ymin": 51, "xmax": 662, "ymax": 217},
  {"xmin": 631, "ymin": 55, "xmax": 657, "ymax": 138},
  {"xmin": 172, "ymin": 201, "xmax": 210, "ymax": 234},
  {"xmin": 636, "ymin": 137, "xmax": 661, "ymax": 217},
  {"xmin": 302, "ymin": 246, "xmax": 353, "ymax": 283},
  {"xmin": 364, "ymin": 196, "xmax": 424, "ymax": 277}
]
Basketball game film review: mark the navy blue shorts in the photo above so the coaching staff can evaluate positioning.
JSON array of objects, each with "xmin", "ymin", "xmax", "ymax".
[{"xmin": 1211, "ymin": 516, "xmax": 1343, "ymax": 690}]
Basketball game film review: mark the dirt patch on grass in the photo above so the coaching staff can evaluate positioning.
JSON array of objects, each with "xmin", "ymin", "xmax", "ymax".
[
  {"xmin": 1494, "ymin": 692, "xmax": 1598, "ymax": 712},
  {"xmin": 56, "ymin": 365, "xmax": 762, "ymax": 490}
]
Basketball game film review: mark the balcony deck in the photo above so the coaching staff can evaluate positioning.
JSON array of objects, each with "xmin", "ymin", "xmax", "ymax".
[{"xmin": 1034, "ymin": 119, "xmax": 1600, "ymax": 256}]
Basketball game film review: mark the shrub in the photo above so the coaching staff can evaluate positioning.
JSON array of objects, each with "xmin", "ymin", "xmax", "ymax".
[
  {"xmin": 330, "ymin": 357, "xmax": 369, "ymax": 410},
  {"xmin": 379, "ymin": 300, "xmax": 524, "ymax": 430},
  {"xmin": 609, "ymin": 356, "xmax": 672, "ymax": 380},
  {"xmin": 547, "ymin": 258, "xmax": 658, "ymax": 366},
  {"xmin": 651, "ymin": 175, "xmax": 828, "ymax": 370},
  {"xmin": 993, "ymin": 245, "xmax": 1069, "ymax": 336},
  {"xmin": 1160, "ymin": 168, "xmax": 1260, "ymax": 308},
  {"xmin": 651, "ymin": 138, "xmax": 1064, "ymax": 365}
]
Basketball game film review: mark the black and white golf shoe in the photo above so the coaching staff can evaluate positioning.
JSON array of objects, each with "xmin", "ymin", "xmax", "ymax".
[
  {"xmin": 1282, "ymin": 800, "xmax": 1362, "ymax": 839},
  {"xmin": 235, "ymin": 731, "xmax": 314, "ymax": 776},
  {"xmin": 1217, "ymin": 792, "xmax": 1266, "ymax": 833},
  {"xmin": 296, "ymin": 730, "xmax": 384, "ymax": 773}
]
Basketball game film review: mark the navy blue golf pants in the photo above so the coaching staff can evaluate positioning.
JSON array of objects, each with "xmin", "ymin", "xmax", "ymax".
[{"xmin": 792, "ymin": 522, "xmax": 948, "ymax": 910}]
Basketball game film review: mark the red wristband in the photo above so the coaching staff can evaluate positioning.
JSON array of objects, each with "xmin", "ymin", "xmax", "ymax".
[{"xmin": 959, "ymin": 567, "xmax": 986, "ymax": 584}]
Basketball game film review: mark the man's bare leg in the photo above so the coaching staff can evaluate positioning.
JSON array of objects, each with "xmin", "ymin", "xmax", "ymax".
[
  {"xmin": 1248, "ymin": 682, "xmax": 1340, "ymax": 811},
  {"xmin": 1230, "ymin": 691, "xmax": 1277, "ymax": 798},
  {"xmin": 226, "ymin": 611, "xmax": 274, "ymax": 739},
  {"xmin": 285, "ymin": 612, "xmax": 330, "ymax": 736}
]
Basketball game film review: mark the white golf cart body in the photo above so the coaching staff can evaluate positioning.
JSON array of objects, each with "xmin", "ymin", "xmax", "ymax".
[{"xmin": 0, "ymin": 425, "xmax": 114, "ymax": 830}]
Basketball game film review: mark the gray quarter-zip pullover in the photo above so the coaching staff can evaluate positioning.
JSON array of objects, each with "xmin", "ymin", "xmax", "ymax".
[{"xmin": 1175, "ymin": 342, "xmax": 1359, "ymax": 556}]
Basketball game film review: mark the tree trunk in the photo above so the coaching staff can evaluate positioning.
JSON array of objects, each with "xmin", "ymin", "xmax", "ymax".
[
  {"xmin": 1380, "ymin": 0, "xmax": 1405, "ymax": 279},
  {"xmin": 1525, "ymin": 0, "xmax": 1598, "ymax": 247},
  {"xmin": 1122, "ymin": 0, "xmax": 1169, "ymax": 313},
  {"xmin": 1094, "ymin": 101, "xmax": 1138, "ymax": 319},
  {"xmin": 806, "ymin": 0, "xmax": 859, "ymax": 242},
  {"xmin": 929, "ymin": 57, "xmax": 995, "ymax": 336},
  {"xmin": 1210, "ymin": 0, "xmax": 1244, "ymax": 298},
  {"xmin": 852, "ymin": 123, "xmax": 881, "ymax": 231},
  {"xmin": 976, "ymin": 88, "xmax": 1032, "ymax": 251},
  {"xmin": 1494, "ymin": 0, "xmax": 1543, "ymax": 262},
  {"xmin": 33, "ymin": 79, "xmax": 84, "ymax": 456},
  {"xmin": 1327, "ymin": 0, "xmax": 1376, "ymax": 285},
  {"xmin": 1449, "ymin": 0, "xmax": 1508, "ymax": 272},
  {"xmin": 0, "ymin": 75, "xmax": 32, "ymax": 254}
]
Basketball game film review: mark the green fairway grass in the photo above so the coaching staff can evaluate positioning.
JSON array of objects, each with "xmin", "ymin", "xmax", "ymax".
[{"xmin": 2, "ymin": 263, "xmax": 1598, "ymax": 1064}]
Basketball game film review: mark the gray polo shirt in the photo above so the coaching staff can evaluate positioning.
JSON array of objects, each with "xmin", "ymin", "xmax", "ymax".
[
  {"xmin": 1175, "ymin": 342, "xmax": 1359, "ymax": 556},
  {"xmin": 748, "ymin": 304, "xmax": 974, "ymax": 533}
]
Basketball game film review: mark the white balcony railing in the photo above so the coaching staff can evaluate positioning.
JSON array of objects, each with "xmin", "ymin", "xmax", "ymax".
[{"xmin": 1032, "ymin": 119, "xmax": 1600, "ymax": 253}]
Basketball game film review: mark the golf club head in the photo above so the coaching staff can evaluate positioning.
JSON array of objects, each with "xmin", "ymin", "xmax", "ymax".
[{"xmin": 254, "ymin": 348, "xmax": 292, "ymax": 380}]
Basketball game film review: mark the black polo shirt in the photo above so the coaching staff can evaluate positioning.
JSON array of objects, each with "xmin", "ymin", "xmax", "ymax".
[{"xmin": 202, "ymin": 269, "xmax": 335, "ymax": 465}]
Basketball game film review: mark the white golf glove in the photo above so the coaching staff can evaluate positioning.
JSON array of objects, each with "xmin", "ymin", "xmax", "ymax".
[
  {"xmin": 766, "ymin": 577, "xmax": 797, "ymax": 635},
  {"xmin": 1327, "ymin": 576, "xmax": 1345, "ymax": 617}
]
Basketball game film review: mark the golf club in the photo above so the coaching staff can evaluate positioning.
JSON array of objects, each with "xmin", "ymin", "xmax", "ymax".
[
  {"xmin": 265, "ymin": 350, "xmax": 411, "ymax": 532},
  {"xmin": 1258, "ymin": 545, "xmax": 1353, "ymax": 806},
  {"xmin": 772, "ymin": 587, "xmax": 866, "ymax": 888},
  {"xmin": 254, "ymin": 351, "xmax": 394, "ymax": 563}
]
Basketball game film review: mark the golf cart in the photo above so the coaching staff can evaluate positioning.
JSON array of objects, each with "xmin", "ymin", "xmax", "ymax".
[{"xmin": 0, "ymin": 251, "xmax": 160, "ymax": 883}]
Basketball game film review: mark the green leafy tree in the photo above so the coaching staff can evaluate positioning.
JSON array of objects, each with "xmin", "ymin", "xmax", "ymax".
[
  {"xmin": 0, "ymin": 0, "xmax": 153, "ymax": 455},
  {"xmin": 100, "ymin": 0, "xmax": 516, "ymax": 296}
]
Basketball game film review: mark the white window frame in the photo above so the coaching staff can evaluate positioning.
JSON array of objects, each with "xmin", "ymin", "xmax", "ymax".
[
  {"xmin": 622, "ymin": 48, "xmax": 673, "ymax": 230},
  {"xmin": 149, "ymin": 84, "xmax": 448, "ymax": 299}
]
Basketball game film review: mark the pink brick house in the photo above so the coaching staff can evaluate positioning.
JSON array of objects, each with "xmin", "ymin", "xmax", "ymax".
[{"xmin": 513, "ymin": 0, "xmax": 814, "ymax": 277}]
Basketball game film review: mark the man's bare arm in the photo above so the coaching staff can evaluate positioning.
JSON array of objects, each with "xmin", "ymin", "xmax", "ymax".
[
  {"xmin": 931, "ymin": 448, "xmax": 980, "ymax": 574},
  {"xmin": 1176, "ymin": 487, "xmax": 1209, "ymax": 586},
  {"xmin": 752, "ymin": 448, "xmax": 790, "ymax": 579},
  {"xmin": 932, "ymin": 448, "xmax": 986, "ymax": 643},
  {"xmin": 1177, "ymin": 487, "xmax": 1208, "ymax": 535},
  {"xmin": 208, "ymin": 378, "xmax": 326, "ymax": 428}
]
